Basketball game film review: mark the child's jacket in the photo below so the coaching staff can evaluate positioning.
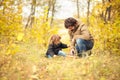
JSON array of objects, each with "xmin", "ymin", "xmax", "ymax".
[{"xmin": 46, "ymin": 42, "xmax": 68, "ymax": 57}]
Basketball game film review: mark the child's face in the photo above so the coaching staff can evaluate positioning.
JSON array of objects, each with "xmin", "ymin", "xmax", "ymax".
[
  {"xmin": 51, "ymin": 35, "xmax": 61, "ymax": 44},
  {"xmin": 55, "ymin": 39, "xmax": 60, "ymax": 44}
]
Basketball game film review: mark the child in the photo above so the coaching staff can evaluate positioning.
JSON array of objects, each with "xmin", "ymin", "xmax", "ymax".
[{"xmin": 46, "ymin": 34, "xmax": 69, "ymax": 58}]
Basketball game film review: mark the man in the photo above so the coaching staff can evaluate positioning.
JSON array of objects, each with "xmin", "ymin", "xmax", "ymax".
[{"xmin": 64, "ymin": 17, "xmax": 94, "ymax": 57}]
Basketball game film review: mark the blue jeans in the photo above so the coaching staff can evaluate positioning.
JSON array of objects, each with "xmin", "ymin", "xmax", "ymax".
[
  {"xmin": 75, "ymin": 38, "xmax": 94, "ymax": 56},
  {"xmin": 47, "ymin": 51, "xmax": 66, "ymax": 58},
  {"xmin": 47, "ymin": 55, "xmax": 52, "ymax": 58},
  {"xmin": 58, "ymin": 50, "xmax": 66, "ymax": 57}
]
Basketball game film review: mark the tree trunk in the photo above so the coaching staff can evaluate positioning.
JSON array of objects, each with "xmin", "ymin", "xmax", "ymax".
[
  {"xmin": 0, "ymin": 0, "xmax": 5, "ymax": 14},
  {"xmin": 25, "ymin": 0, "xmax": 36, "ymax": 28},
  {"xmin": 76, "ymin": 0, "xmax": 80, "ymax": 18},
  {"xmin": 103, "ymin": 0, "xmax": 112, "ymax": 23},
  {"xmin": 50, "ymin": 0, "xmax": 56, "ymax": 26},
  {"xmin": 107, "ymin": 0, "xmax": 111, "ymax": 21},
  {"xmin": 87, "ymin": 0, "xmax": 90, "ymax": 26},
  {"xmin": 101, "ymin": 0, "xmax": 105, "ymax": 21},
  {"xmin": 46, "ymin": 0, "xmax": 51, "ymax": 21}
]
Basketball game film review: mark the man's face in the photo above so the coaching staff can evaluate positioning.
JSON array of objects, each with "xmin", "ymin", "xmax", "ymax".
[{"xmin": 68, "ymin": 26, "xmax": 74, "ymax": 31}]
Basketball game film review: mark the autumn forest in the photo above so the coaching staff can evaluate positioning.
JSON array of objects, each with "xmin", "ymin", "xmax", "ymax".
[{"xmin": 0, "ymin": 0, "xmax": 120, "ymax": 80}]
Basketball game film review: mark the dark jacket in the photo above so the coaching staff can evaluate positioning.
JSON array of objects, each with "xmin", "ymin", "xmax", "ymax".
[
  {"xmin": 46, "ymin": 42, "xmax": 68, "ymax": 57},
  {"xmin": 68, "ymin": 23, "xmax": 94, "ymax": 48}
]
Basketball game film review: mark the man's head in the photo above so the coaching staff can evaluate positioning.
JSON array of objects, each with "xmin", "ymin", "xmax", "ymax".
[{"xmin": 64, "ymin": 17, "xmax": 78, "ymax": 31}]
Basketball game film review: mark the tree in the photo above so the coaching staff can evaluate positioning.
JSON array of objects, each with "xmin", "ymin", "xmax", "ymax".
[
  {"xmin": 25, "ymin": 0, "xmax": 36, "ymax": 28},
  {"xmin": 76, "ymin": 0, "xmax": 80, "ymax": 18},
  {"xmin": 50, "ymin": 0, "xmax": 56, "ymax": 25},
  {"xmin": 100, "ymin": 0, "xmax": 112, "ymax": 23},
  {"xmin": 87, "ymin": 0, "xmax": 90, "ymax": 26},
  {"xmin": 46, "ymin": 0, "xmax": 51, "ymax": 21}
]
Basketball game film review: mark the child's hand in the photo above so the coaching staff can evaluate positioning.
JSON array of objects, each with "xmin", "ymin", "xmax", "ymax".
[{"xmin": 67, "ymin": 45, "xmax": 70, "ymax": 48}]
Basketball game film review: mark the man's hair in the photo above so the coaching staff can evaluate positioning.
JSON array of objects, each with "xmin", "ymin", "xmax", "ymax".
[{"xmin": 64, "ymin": 17, "xmax": 77, "ymax": 28}]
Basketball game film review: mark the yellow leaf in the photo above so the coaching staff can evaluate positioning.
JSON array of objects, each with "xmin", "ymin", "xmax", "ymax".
[
  {"xmin": 100, "ymin": 77, "xmax": 106, "ymax": 80},
  {"xmin": 17, "ymin": 33, "xmax": 24, "ymax": 41},
  {"xmin": 6, "ymin": 49, "xmax": 11, "ymax": 55}
]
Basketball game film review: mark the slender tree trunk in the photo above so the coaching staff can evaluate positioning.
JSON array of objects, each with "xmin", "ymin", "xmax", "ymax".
[
  {"xmin": 46, "ymin": 0, "xmax": 51, "ymax": 21},
  {"xmin": 107, "ymin": 0, "xmax": 111, "ymax": 21},
  {"xmin": 103, "ymin": 0, "xmax": 112, "ymax": 23},
  {"xmin": 87, "ymin": 0, "xmax": 90, "ymax": 26},
  {"xmin": 101, "ymin": 0, "xmax": 105, "ymax": 21},
  {"xmin": 25, "ymin": 0, "xmax": 36, "ymax": 28},
  {"xmin": 0, "ymin": 0, "xmax": 5, "ymax": 14},
  {"xmin": 76, "ymin": 0, "xmax": 80, "ymax": 18},
  {"xmin": 50, "ymin": 0, "xmax": 56, "ymax": 26},
  {"xmin": 104, "ymin": 8, "xmax": 107, "ymax": 23}
]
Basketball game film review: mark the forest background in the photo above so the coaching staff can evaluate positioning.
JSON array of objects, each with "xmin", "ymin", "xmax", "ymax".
[{"xmin": 0, "ymin": 0, "xmax": 120, "ymax": 80}]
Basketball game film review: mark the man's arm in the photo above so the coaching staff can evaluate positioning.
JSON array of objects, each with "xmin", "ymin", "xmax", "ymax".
[{"xmin": 68, "ymin": 30, "xmax": 76, "ymax": 49}]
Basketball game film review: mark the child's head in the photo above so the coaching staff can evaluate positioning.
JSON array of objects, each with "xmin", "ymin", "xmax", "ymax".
[{"xmin": 49, "ymin": 34, "xmax": 61, "ymax": 45}]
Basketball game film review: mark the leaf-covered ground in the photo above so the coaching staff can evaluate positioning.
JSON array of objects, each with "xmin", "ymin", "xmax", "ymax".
[
  {"xmin": 0, "ymin": 28, "xmax": 120, "ymax": 80},
  {"xmin": 0, "ymin": 42, "xmax": 120, "ymax": 80}
]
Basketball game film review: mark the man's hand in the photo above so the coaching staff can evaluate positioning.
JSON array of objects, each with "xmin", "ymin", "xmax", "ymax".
[
  {"xmin": 53, "ymin": 55, "xmax": 57, "ymax": 57},
  {"xmin": 72, "ymin": 38, "xmax": 75, "ymax": 43},
  {"xmin": 70, "ymin": 48, "xmax": 75, "ymax": 56}
]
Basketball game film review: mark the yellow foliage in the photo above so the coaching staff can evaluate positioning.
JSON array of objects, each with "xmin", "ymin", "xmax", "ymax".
[
  {"xmin": 23, "ymin": 16, "xmax": 59, "ymax": 47},
  {"xmin": 88, "ymin": 15, "xmax": 120, "ymax": 54},
  {"xmin": 6, "ymin": 43, "xmax": 20, "ymax": 55},
  {"xmin": 0, "ymin": 2, "xmax": 22, "ymax": 55},
  {"xmin": 17, "ymin": 33, "xmax": 24, "ymax": 41}
]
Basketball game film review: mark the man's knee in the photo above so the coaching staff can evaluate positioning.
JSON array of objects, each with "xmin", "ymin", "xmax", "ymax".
[{"xmin": 76, "ymin": 38, "xmax": 85, "ymax": 44}]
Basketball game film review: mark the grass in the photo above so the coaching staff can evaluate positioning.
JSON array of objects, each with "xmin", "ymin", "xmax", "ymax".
[{"xmin": 0, "ymin": 41, "xmax": 120, "ymax": 80}]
